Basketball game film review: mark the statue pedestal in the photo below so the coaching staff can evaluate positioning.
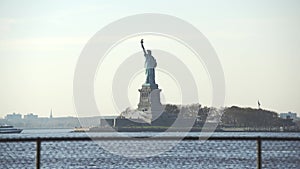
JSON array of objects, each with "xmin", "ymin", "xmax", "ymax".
[
  {"xmin": 137, "ymin": 84, "xmax": 163, "ymax": 122},
  {"xmin": 138, "ymin": 84, "xmax": 152, "ymax": 112}
]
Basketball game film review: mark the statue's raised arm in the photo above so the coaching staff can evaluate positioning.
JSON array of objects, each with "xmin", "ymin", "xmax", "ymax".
[{"xmin": 141, "ymin": 39, "xmax": 147, "ymax": 55}]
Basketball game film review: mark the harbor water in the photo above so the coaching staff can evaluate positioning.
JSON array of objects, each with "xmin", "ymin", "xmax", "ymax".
[{"xmin": 0, "ymin": 129, "xmax": 299, "ymax": 169}]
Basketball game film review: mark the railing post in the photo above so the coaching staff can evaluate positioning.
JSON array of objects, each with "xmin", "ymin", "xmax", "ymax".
[
  {"xmin": 257, "ymin": 137, "xmax": 262, "ymax": 169},
  {"xmin": 36, "ymin": 138, "xmax": 41, "ymax": 169}
]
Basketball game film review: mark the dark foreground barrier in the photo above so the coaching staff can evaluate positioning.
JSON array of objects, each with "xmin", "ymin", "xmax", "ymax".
[{"xmin": 1, "ymin": 136, "xmax": 299, "ymax": 169}]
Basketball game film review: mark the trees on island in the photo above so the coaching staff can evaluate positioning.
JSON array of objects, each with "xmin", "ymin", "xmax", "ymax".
[
  {"xmin": 119, "ymin": 104, "xmax": 296, "ymax": 130},
  {"xmin": 221, "ymin": 106, "xmax": 295, "ymax": 130}
]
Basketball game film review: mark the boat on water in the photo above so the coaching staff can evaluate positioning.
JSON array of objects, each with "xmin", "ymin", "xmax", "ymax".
[
  {"xmin": 0, "ymin": 125, "xmax": 23, "ymax": 134},
  {"xmin": 72, "ymin": 126, "xmax": 90, "ymax": 132}
]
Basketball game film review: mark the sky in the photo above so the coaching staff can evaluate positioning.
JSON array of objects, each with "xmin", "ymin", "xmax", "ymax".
[{"xmin": 0, "ymin": 0, "xmax": 299, "ymax": 118}]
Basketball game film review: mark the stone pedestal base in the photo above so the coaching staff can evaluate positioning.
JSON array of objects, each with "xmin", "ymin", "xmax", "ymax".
[
  {"xmin": 137, "ymin": 84, "xmax": 163, "ymax": 122},
  {"xmin": 138, "ymin": 84, "xmax": 152, "ymax": 112}
]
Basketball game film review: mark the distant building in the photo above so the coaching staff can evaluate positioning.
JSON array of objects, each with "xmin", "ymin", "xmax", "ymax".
[
  {"xmin": 5, "ymin": 113, "xmax": 22, "ymax": 120},
  {"xmin": 99, "ymin": 116, "xmax": 118, "ymax": 127},
  {"xmin": 24, "ymin": 113, "xmax": 38, "ymax": 120},
  {"xmin": 280, "ymin": 112, "xmax": 297, "ymax": 120}
]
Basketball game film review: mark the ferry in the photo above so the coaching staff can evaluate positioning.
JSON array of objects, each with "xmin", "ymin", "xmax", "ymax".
[{"xmin": 0, "ymin": 125, "xmax": 23, "ymax": 134}]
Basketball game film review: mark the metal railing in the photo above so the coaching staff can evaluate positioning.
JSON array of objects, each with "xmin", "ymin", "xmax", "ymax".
[{"xmin": 1, "ymin": 136, "xmax": 300, "ymax": 169}]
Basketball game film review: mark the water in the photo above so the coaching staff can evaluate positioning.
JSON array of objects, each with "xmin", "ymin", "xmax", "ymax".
[{"xmin": 1, "ymin": 129, "xmax": 299, "ymax": 169}]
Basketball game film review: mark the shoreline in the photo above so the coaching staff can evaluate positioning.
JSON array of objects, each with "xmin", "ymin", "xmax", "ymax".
[{"xmin": 73, "ymin": 127, "xmax": 300, "ymax": 133}]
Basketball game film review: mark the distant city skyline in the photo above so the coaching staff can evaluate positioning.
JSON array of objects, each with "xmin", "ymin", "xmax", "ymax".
[
  {"xmin": 0, "ymin": 0, "xmax": 300, "ymax": 117},
  {"xmin": 1, "ymin": 110, "xmax": 55, "ymax": 119}
]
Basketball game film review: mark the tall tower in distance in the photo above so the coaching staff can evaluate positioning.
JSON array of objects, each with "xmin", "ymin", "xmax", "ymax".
[{"xmin": 50, "ymin": 109, "xmax": 53, "ymax": 118}]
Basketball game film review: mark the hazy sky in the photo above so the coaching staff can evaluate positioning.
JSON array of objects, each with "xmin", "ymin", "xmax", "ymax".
[{"xmin": 0, "ymin": 0, "xmax": 299, "ymax": 118}]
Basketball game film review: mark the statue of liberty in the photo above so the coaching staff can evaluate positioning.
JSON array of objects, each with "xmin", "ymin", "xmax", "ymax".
[{"xmin": 140, "ymin": 39, "xmax": 158, "ymax": 90}]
